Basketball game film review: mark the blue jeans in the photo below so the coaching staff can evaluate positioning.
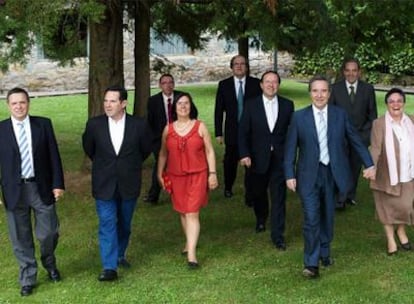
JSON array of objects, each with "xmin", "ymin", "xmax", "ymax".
[{"xmin": 95, "ymin": 198, "xmax": 137, "ymax": 270}]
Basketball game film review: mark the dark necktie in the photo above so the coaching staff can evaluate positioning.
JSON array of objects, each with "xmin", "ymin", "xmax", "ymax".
[
  {"xmin": 167, "ymin": 98, "xmax": 173, "ymax": 123},
  {"xmin": 237, "ymin": 80, "xmax": 244, "ymax": 121},
  {"xmin": 349, "ymin": 85, "xmax": 355, "ymax": 104}
]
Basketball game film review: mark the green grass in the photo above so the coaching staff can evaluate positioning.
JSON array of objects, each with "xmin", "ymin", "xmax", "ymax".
[{"xmin": 1, "ymin": 80, "xmax": 414, "ymax": 303}]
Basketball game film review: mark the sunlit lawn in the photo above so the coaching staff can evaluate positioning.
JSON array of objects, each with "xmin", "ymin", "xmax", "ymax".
[{"xmin": 0, "ymin": 80, "xmax": 414, "ymax": 303}]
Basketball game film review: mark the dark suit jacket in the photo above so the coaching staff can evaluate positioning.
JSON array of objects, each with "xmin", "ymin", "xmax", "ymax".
[
  {"xmin": 147, "ymin": 90, "xmax": 183, "ymax": 153},
  {"xmin": 284, "ymin": 105, "xmax": 374, "ymax": 198},
  {"xmin": 238, "ymin": 95, "xmax": 294, "ymax": 174},
  {"xmin": 0, "ymin": 116, "xmax": 65, "ymax": 211},
  {"xmin": 214, "ymin": 76, "xmax": 262, "ymax": 146},
  {"xmin": 329, "ymin": 80, "xmax": 377, "ymax": 145},
  {"xmin": 82, "ymin": 114, "xmax": 152, "ymax": 201}
]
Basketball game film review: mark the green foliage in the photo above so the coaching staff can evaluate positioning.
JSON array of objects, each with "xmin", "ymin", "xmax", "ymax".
[
  {"xmin": 388, "ymin": 44, "xmax": 414, "ymax": 76},
  {"xmin": 0, "ymin": 0, "xmax": 105, "ymax": 70}
]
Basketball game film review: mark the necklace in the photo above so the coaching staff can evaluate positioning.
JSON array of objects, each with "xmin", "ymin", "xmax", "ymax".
[{"xmin": 174, "ymin": 120, "xmax": 192, "ymax": 131}]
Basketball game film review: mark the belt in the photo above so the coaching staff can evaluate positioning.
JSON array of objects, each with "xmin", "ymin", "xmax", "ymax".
[{"xmin": 21, "ymin": 177, "xmax": 36, "ymax": 183}]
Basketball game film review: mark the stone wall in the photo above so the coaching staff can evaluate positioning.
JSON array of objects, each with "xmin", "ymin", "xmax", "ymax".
[{"xmin": 0, "ymin": 35, "xmax": 295, "ymax": 93}]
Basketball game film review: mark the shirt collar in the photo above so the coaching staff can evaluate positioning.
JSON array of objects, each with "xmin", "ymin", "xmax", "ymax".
[
  {"xmin": 11, "ymin": 115, "xmax": 30, "ymax": 127},
  {"xmin": 346, "ymin": 80, "xmax": 358, "ymax": 90}
]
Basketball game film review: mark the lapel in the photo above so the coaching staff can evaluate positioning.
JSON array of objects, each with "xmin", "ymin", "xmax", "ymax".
[
  {"xmin": 5, "ymin": 118, "xmax": 20, "ymax": 153},
  {"xmin": 256, "ymin": 96, "xmax": 272, "ymax": 133},
  {"xmin": 226, "ymin": 77, "xmax": 237, "ymax": 102},
  {"xmin": 326, "ymin": 105, "xmax": 337, "ymax": 143},
  {"xmin": 102, "ymin": 116, "xmax": 118, "ymax": 156},
  {"xmin": 304, "ymin": 106, "xmax": 319, "ymax": 144},
  {"xmin": 29, "ymin": 117, "xmax": 40, "ymax": 154},
  {"xmin": 117, "ymin": 114, "xmax": 131, "ymax": 156}
]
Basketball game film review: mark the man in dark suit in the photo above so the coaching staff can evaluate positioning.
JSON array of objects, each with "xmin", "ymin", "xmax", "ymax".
[
  {"xmin": 0, "ymin": 87, "xmax": 64, "ymax": 296},
  {"xmin": 215, "ymin": 55, "xmax": 262, "ymax": 203},
  {"xmin": 83, "ymin": 85, "xmax": 151, "ymax": 281},
  {"xmin": 144, "ymin": 73, "xmax": 184, "ymax": 204},
  {"xmin": 329, "ymin": 58, "xmax": 377, "ymax": 209},
  {"xmin": 284, "ymin": 75, "xmax": 375, "ymax": 278},
  {"xmin": 238, "ymin": 71, "xmax": 294, "ymax": 250}
]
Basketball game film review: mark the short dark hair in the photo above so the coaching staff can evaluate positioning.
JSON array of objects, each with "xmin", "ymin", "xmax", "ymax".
[
  {"xmin": 159, "ymin": 73, "xmax": 174, "ymax": 84},
  {"xmin": 230, "ymin": 55, "xmax": 249, "ymax": 69},
  {"xmin": 7, "ymin": 87, "xmax": 30, "ymax": 103},
  {"xmin": 172, "ymin": 92, "xmax": 198, "ymax": 121},
  {"xmin": 260, "ymin": 70, "xmax": 281, "ymax": 85},
  {"xmin": 385, "ymin": 87, "xmax": 405, "ymax": 104},
  {"xmin": 308, "ymin": 75, "xmax": 331, "ymax": 92},
  {"xmin": 341, "ymin": 57, "xmax": 361, "ymax": 71},
  {"xmin": 104, "ymin": 85, "xmax": 128, "ymax": 101}
]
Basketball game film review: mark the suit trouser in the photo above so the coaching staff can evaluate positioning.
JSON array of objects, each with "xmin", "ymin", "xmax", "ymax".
[
  {"xmin": 95, "ymin": 193, "xmax": 137, "ymax": 270},
  {"xmin": 223, "ymin": 143, "xmax": 253, "ymax": 202},
  {"xmin": 301, "ymin": 163, "xmax": 335, "ymax": 267},
  {"xmin": 251, "ymin": 154, "xmax": 286, "ymax": 244},
  {"xmin": 148, "ymin": 151, "xmax": 161, "ymax": 200},
  {"xmin": 6, "ymin": 182, "xmax": 59, "ymax": 287}
]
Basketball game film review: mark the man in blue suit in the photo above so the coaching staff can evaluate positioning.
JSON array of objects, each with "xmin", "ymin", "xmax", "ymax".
[
  {"xmin": 284, "ymin": 75, "xmax": 375, "ymax": 278},
  {"xmin": 239, "ymin": 71, "xmax": 294, "ymax": 250}
]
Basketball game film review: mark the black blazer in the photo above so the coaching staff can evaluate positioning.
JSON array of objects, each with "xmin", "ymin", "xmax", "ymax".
[
  {"xmin": 0, "ymin": 116, "xmax": 65, "ymax": 211},
  {"xmin": 147, "ymin": 90, "xmax": 183, "ymax": 153},
  {"xmin": 238, "ymin": 95, "xmax": 294, "ymax": 174},
  {"xmin": 329, "ymin": 80, "xmax": 377, "ymax": 146},
  {"xmin": 214, "ymin": 76, "xmax": 262, "ymax": 146},
  {"xmin": 82, "ymin": 114, "xmax": 152, "ymax": 200}
]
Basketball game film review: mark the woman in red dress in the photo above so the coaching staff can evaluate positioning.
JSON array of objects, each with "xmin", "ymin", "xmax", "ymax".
[{"xmin": 157, "ymin": 93, "xmax": 218, "ymax": 268}]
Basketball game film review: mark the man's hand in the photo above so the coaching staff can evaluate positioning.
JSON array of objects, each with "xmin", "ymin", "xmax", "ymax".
[
  {"xmin": 53, "ymin": 189, "xmax": 65, "ymax": 201},
  {"xmin": 363, "ymin": 166, "xmax": 376, "ymax": 180},
  {"xmin": 240, "ymin": 157, "xmax": 251, "ymax": 168},
  {"xmin": 286, "ymin": 179, "xmax": 297, "ymax": 192}
]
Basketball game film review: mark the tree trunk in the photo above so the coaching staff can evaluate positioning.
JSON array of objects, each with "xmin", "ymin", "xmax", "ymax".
[
  {"xmin": 133, "ymin": 0, "xmax": 151, "ymax": 117},
  {"xmin": 237, "ymin": 36, "xmax": 249, "ymax": 61},
  {"xmin": 88, "ymin": 0, "xmax": 124, "ymax": 118}
]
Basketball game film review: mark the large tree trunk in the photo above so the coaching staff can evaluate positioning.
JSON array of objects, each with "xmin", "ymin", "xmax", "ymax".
[
  {"xmin": 133, "ymin": 0, "xmax": 151, "ymax": 117},
  {"xmin": 88, "ymin": 0, "xmax": 124, "ymax": 118},
  {"xmin": 237, "ymin": 36, "xmax": 249, "ymax": 61}
]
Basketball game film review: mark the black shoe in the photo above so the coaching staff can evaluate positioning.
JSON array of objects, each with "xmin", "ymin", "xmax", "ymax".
[
  {"xmin": 275, "ymin": 242, "xmax": 287, "ymax": 251},
  {"xmin": 118, "ymin": 258, "xmax": 131, "ymax": 268},
  {"xmin": 335, "ymin": 201, "xmax": 346, "ymax": 211},
  {"xmin": 224, "ymin": 190, "xmax": 233, "ymax": 198},
  {"xmin": 20, "ymin": 285, "xmax": 34, "ymax": 296},
  {"xmin": 400, "ymin": 242, "xmax": 412, "ymax": 251},
  {"xmin": 302, "ymin": 267, "xmax": 319, "ymax": 278},
  {"xmin": 255, "ymin": 223, "xmax": 266, "ymax": 233},
  {"xmin": 143, "ymin": 196, "xmax": 158, "ymax": 204},
  {"xmin": 346, "ymin": 198, "xmax": 357, "ymax": 206},
  {"xmin": 48, "ymin": 269, "xmax": 61, "ymax": 282},
  {"xmin": 188, "ymin": 261, "xmax": 199, "ymax": 269},
  {"xmin": 320, "ymin": 256, "xmax": 334, "ymax": 267},
  {"xmin": 98, "ymin": 269, "xmax": 118, "ymax": 281},
  {"xmin": 387, "ymin": 250, "xmax": 398, "ymax": 256},
  {"xmin": 245, "ymin": 200, "xmax": 254, "ymax": 207}
]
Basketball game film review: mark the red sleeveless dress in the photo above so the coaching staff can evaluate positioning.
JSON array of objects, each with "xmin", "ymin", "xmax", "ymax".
[{"xmin": 166, "ymin": 120, "xmax": 208, "ymax": 213}]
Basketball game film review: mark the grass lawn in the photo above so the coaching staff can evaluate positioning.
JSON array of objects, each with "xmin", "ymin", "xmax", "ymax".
[{"xmin": 0, "ymin": 80, "xmax": 414, "ymax": 303}]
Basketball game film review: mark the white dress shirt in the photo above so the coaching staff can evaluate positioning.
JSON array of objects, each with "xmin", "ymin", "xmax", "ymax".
[{"xmin": 108, "ymin": 113, "xmax": 126, "ymax": 155}]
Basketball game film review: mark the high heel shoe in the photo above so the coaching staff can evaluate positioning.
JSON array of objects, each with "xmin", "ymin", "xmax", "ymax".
[
  {"xmin": 387, "ymin": 250, "xmax": 398, "ymax": 256},
  {"xmin": 400, "ymin": 242, "xmax": 412, "ymax": 251},
  {"xmin": 188, "ymin": 261, "xmax": 199, "ymax": 269}
]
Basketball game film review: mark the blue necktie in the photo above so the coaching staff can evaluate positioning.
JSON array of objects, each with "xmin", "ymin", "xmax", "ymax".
[
  {"xmin": 18, "ymin": 122, "xmax": 33, "ymax": 178},
  {"xmin": 237, "ymin": 80, "xmax": 244, "ymax": 121},
  {"xmin": 317, "ymin": 111, "xmax": 329, "ymax": 165}
]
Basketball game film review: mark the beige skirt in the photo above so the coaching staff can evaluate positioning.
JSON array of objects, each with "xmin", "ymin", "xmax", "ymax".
[{"xmin": 373, "ymin": 180, "xmax": 414, "ymax": 225}]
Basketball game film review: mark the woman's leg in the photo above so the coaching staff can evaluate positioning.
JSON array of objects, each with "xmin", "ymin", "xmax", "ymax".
[
  {"xmin": 184, "ymin": 212, "xmax": 200, "ymax": 263},
  {"xmin": 384, "ymin": 224, "xmax": 397, "ymax": 253}
]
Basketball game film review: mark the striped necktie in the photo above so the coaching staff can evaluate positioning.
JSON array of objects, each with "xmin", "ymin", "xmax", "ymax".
[
  {"xmin": 18, "ymin": 122, "xmax": 33, "ymax": 178},
  {"xmin": 317, "ymin": 111, "xmax": 329, "ymax": 165}
]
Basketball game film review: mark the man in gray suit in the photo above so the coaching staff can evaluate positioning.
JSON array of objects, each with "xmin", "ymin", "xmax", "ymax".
[
  {"xmin": 329, "ymin": 58, "xmax": 377, "ymax": 209},
  {"xmin": 0, "ymin": 87, "xmax": 64, "ymax": 296}
]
